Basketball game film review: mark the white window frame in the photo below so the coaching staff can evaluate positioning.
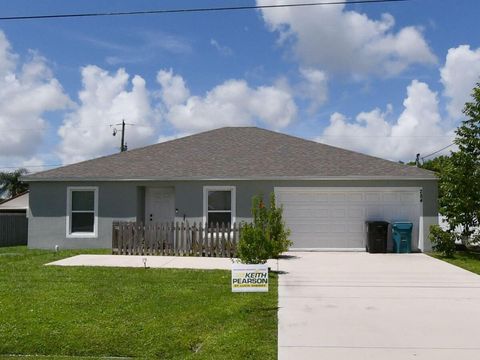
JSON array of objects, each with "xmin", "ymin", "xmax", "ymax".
[
  {"xmin": 66, "ymin": 186, "xmax": 99, "ymax": 238},
  {"xmin": 203, "ymin": 186, "xmax": 236, "ymax": 226}
]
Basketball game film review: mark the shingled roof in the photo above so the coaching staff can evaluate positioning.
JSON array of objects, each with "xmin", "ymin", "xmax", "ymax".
[{"xmin": 24, "ymin": 127, "xmax": 436, "ymax": 181}]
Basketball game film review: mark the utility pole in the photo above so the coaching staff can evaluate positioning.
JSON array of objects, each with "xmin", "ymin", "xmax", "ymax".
[
  {"xmin": 111, "ymin": 119, "xmax": 133, "ymax": 152},
  {"xmin": 120, "ymin": 120, "xmax": 127, "ymax": 152}
]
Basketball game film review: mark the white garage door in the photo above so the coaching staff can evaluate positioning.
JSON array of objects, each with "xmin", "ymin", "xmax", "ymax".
[{"xmin": 275, "ymin": 187, "xmax": 423, "ymax": 250}]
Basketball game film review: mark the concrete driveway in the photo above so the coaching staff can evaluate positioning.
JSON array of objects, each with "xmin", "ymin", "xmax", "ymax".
[{"xmin": 278, "ymin": 252, "xmax": 480, "ymax": 360}]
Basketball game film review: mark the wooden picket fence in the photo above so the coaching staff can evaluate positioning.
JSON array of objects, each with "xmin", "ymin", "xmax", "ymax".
[{"xmin": 112, "ymin": 221, "xmax": 243, "ymax": 257}]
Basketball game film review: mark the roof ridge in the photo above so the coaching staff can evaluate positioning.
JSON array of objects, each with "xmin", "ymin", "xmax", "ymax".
[{"xmin": 24, "ymin": 126, "xmax": 437, "ymax": 180}]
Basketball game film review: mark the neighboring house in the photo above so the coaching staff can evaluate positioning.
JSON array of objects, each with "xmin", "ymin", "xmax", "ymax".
[
  {"xmin": 439, "ymin": 215, "xmax": 479, "ymax": 243},
  {"xmin": 23, "ymin": 127, "xmax": 438, "ymax": 251},
  {"xmin": 0, "ymin": 191, "xmax": 29, "ymax": 247},
  {"xmin": 0, "ymin": 191, "xmax": 29, "ymax": 214}
]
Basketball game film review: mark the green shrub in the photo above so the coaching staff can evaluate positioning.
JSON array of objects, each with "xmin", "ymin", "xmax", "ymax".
[
  {"xmin": 237, "ymin": 193, "xmax": 292, "ymax": 264},
  {"xmin": 429, "ymin": 225, "xmax": 456, "ymax": 257},
  {"xmin": 237, "ymin": 224, "xmax": 271, "ymax": 264},
  {"xmin": 265, "ymin": 193, "xmax": 292, "ymax": 257}
]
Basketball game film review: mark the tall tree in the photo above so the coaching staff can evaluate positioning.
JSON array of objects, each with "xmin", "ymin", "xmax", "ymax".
[
  {"xmin": 0, "ymin": 168, "xmax": 29, "ymax": 199},
  {"xmin": 440, "ymin": 83, "xmax": 480, "ymax": 239},
  {"xmin": 419, "ymin": 155, "xmax": 451, "ymax": 200},
  {"xmin": 420, "ymin": 155, "xmax": 451, "ymax": 174}
]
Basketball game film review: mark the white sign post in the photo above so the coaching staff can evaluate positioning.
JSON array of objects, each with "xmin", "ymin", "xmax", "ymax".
[{"xmin": 231, "ymin": 263, "xmax": 269, "ymax": 293}]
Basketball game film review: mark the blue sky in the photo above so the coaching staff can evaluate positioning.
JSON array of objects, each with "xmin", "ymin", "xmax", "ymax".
[{"xmin": 0, "ymin": 0, "xmax": 479, "ymax": 171}]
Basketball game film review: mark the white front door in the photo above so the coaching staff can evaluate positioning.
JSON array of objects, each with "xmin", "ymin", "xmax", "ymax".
[
  {"xmin": 275, "ymin": 187, "xmax": 423, "ymax": 251},
  {"xmin": 145, "ymin": 187, "xmax": 175, "ymax": 224}
]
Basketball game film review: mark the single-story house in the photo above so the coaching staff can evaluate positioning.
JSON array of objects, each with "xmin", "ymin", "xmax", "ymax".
[{"xmin": 23, "ymin": 127, "xmax": 438, "ymax": 251}]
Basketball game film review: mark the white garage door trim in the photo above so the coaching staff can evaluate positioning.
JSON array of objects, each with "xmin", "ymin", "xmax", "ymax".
[{"xmin": 275, "ymin": 187, "xmax": 423, "ymax": 252}]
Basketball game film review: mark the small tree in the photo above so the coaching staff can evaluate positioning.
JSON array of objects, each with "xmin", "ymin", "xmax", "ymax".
[
  {"xmin": 236, "ymin": 224, "xmax": 271, "ymax": 264},
  {"xmin": 440, "ymin": 83, "xmax": 480, "ymax": 242},
  {"xmin": 237, "ymin": 193, "xmax": 291, "ymax": 264},
  {"xmin": 265, "ymin": 193, "xmax": 292, "ymax": 257}
]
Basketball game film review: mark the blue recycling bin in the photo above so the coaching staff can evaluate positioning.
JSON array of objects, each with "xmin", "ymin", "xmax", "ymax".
[{"xmin": 392, "ymin": 222, "xmax": 413, "ymax": 253}]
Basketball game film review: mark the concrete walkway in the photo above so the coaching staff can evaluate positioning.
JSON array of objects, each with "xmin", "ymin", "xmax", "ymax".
[
  {"xmin": 47, "ymin": 254, "xmax": 279, "ymax": 271},
  {"xmin": 278, "ymin": 252, "xmax": 480, "ymax": 360}
]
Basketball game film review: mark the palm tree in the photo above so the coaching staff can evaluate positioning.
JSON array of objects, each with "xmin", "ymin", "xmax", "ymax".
[{"xmin": 0, "ymin": 168, "xmax": 29, "ymax": 199}]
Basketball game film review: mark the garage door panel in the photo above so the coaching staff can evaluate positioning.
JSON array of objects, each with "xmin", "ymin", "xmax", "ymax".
[
  {"xmin": 276, "ymin": 187, "xmax": 421, "ymax": 250},
  {"xmin": 279, "ymin": 192, "xmax": 330, "ymax": 202},
  {"xmin": 365, "ymin": 205, "xmax": 384, "ymax": 219},
  {"xmin": 291, "ymin": 223, "xmax": 331, "ymax": 233},
  {"xmin": 347, "ymin": 207, "xmax": 365, "ymax": 219},
  {"xmin": 287, "ymin": 215, "xmax": 331, "ymax": 222},
  {"xmin": 382, "ymin": 192, "xmax": 400, "ymax": 203},
  {"xmin": 331, "ymin": 208, "xmax": 346, "ymax": 218},
  {"xmin": 365, "ymin": 192, "xmax": 382, "ymax": 202},
  {"xmin": 331, "ymin": 223, "xmax": 347, "ymax": 233},
  {"xmin": 347, "ymin": 192, "xmax": 364, "ymax": 202},
  {"xmin": 292, "ymin": 235, "xmax": 346, "ymax": 248},
  {"xmin": 283, "ymin": 207, "xmax": 329, "ymax": 218},
  {"xmin": 347, "ymin": 223, "xmax": 365, "ymax": 233},
  {"xmin": 398, "ymin": 207, "xmax": 410, "ymax": 220},
  {"xmin": 329, "ymin": 193, "xmax": 348, "ymax": 202},
  {"xmin": 400, "ymin": 192, "xmax": 417, "ymax": 203}
]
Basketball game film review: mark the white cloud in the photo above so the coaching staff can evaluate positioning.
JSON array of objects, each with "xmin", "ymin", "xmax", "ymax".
[
  {"xmin": 257, "ymin": 0, "xmax": 436, "ymax": 77},
  {"xmin": 318, "ymin": 80, "xmax": 454, "ymax": 161},
  {"xmin": 20, "ymin": 157, "xmax": 48, "ymax": 173},
  {"xmin": 0, "ymin": 31, "xmax": 70, "ymax": 163},
  {"xmin": 298, "ymin": 67, "xmax": 328, "ymax": 111},
  {"xmin": 210, "ymin": 38, "xmax": 233, "ymax": 56},
  {"xmin": 156, "ymin": 69, "xmax": 190, "ymax": 108},
  {"xmin": 441, "ymin": 45, "xmax": 480, "ymax": 119},
  {"xmin": 78, "ymin": 30, "xmax": 192, "ymax": 66},
  {"xmin": 157, "ymin": 132, "xmax": 190, "ymax": 144},
  {"xmin": 57, "ymin": 66, "xmax": 158, "ymax": 164},
  {"xmin": 157, "ymin": 69, "xmax": 297, "ymax": 132},
  {"xmin": 57, "ymin": 67, "xmax": 298, "ymax": 164}
]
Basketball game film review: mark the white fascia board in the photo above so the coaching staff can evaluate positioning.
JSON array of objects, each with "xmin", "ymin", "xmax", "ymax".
[{"xmin": 24, "ymin": 176, "xmax": 438, "ymax": 182}]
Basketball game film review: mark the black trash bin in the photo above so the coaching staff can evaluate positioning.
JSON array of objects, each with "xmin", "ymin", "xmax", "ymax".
[{"xmin": 365, "ymin": 221, "xmax": 389, "ymax": 253}]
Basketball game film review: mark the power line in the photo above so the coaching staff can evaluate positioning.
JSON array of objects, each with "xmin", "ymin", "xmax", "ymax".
[
  {"xmin": 5, "ymin": 123, "xmax": 153, "ymax": 132},
  {"xmin": 421, "ymin": 143, "xmax": 455, "ymax": 161},
  {"xmin": 2, "ymin": 125, "xmax": 454, "ymax": 138},
  {"xmin": 0, "ymin": 0, "xmax": 411, "ymax": 21}
]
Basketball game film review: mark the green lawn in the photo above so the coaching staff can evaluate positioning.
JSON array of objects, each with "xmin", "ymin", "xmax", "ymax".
[
  {"xmin": 431, "ymin": 249, "xmax": 480, "ymax": 275},
  {"xmin": 0, "ymin": 246, "xmax": 277, "ymax": 360}
]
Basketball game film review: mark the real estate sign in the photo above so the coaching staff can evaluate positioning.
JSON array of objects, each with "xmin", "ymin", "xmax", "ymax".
[{"xmin": 231, "ymin": 263, "xmax": 269, "ymax": 293}]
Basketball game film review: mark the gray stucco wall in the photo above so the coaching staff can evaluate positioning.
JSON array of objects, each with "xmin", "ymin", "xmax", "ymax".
[
  {"xmin": 28, "ymin": 182, "xmax": 138, "ymax": 249},
  {"xmin": 28, "ymin": 179, "xmax": 438, "ymax": 251}
]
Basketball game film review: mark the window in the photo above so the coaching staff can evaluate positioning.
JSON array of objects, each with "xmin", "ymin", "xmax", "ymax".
[
  {"xmin": 203, "ymin": 186, "xmax": 236, "ymax": 226},
  {"xmin": 67, "ymin": 187, "xmax": 98, "ymax": 237}
]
